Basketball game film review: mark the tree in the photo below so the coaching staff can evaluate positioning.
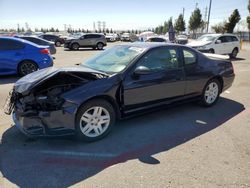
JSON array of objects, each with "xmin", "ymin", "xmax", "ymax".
[
  {"xmin": 189, "ymin": 8, "xmax": 202, "ymax": 34},
  {"xmin": 247, "ymin": 0, "xmax": 250, "ymax": 40},
  {"xmin": 106, "ymin": 28, "xmax": 109, "ymax": 33},
  {"xmin": 174, "ymin": 14, "xmax": 186, "ymax": 33},
  {"xmin": 224, "ymin": 9, "xmax": 241, "ymax": 33},
  {"xmin": 110, "ymin": 28, "xmax": 113, "ymax": 33},
  {"xmin": 50, "ymin": 27, "xmax": 55, "ymax": 32},
  {"xmin": 212, "ymin": 22, "xmax": 226, "ymax": 33},
  {"xmin": 56, "ymin": 28, "xmax": 59, "ymax": 32},
  {"xmin": 162, "ymin": 21, "xmax": 168, "ymax": 34}
]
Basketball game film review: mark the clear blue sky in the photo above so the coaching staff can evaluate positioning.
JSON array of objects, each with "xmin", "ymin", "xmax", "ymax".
[{"xmin": 0, "ymin": 0, "xmax": 248, "ymax": 31}]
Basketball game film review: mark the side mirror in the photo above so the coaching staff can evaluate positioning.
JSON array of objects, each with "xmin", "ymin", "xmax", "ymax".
[
  {"xmin": 134, "ymin": 66, "xmax": 152, "ymax": 75},
  {"xmin": 80, "ymin": 36, "xmax": 85, "ymax": 40},
  {"xmin": 216, "ymin": 40, "xmax": 221, "ymax": 44}
]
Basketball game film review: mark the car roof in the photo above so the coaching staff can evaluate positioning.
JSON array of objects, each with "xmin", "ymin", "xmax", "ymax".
[{"xmin": 0, "ymin": 36, "xmax": 41, "ymax": 47}]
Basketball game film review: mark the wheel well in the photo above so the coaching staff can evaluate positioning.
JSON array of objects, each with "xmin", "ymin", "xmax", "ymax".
[
  {"xmin": 233, "ymin": 47, "xmax": 239, "ymax": 52},
  {"xmin": 17, "ymin": 60, "xmax": 38, "ymax": 72},
  {"xmin": 71, "ymin": 42, "xmax": 79, "ymax": 46},
  {"xmin": 77, "ymin": 95, "xmax": 121, "ymax": 120},
  {"xmin": 96, "ymin": 42, "xmax": 104, "ymax": 45},
  {"xmin": 209, "ymin": 48, "xmax": 215, "ymax": 53},
  {"xmin": 211, "ymin": 76, "xmax": 224, "ymax": 93}
]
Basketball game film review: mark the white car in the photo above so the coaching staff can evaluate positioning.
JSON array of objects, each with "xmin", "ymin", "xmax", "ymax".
[
  {"xmin": 105, "ymin": 34, "xmax": 116, "ymax": 42},
  {"xmin": 146, "ymin": 36, "xmax": 169, "ymax": 43},
  {"xmin": 187, "ymin": 34, "xmax": 240, "ymax": 58}
]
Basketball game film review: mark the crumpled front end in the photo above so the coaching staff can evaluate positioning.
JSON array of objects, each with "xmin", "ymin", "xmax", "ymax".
[{"xmin": 11, "ymin": 68, "xmax": 105, "ymax": 136}]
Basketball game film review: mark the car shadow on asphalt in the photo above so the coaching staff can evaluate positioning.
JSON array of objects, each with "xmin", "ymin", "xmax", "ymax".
[
  {"xmin": 231, "ymin": 57, "xmax": 246, "ymax": 61},
  {"xmin": 0, "ymin": 75, "xmax": 19, "ymax": 85},
  {"xmin": 0, "ymin": 97, "xmax": 245, "ymax": 187}
]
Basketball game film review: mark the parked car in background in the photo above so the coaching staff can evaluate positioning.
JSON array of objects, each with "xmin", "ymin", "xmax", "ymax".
[
  {"xmin": 121, "ymin": 33, "xmax": 131, "ymax": 41},
  {"xmin": 146, "ymin": 36, "xmax": 169, "ymax": 42},
  {"xmin": 5, "ymin": 43, "xmax": 234, "ymax": 142},
  {"xmin": 0, "ymin": 37, "xmax": 53, "ymax": 76},
  {"xmin": 64, "ymin": 33, "xmax": 107, "ymax": 50},
  {"xmin": 187, "ymin": 33, "xmax": 240, "ymax": 58},
  {"xmin": 105, "ymin": 34, "xmax": 117, "ymax": 42},
  {"xmin": 39, "ymin": 34, "xmax": 65, "ymax": 47},
  {"xmin": 176, "ymin": 34, "xmax": 188, "ymax": 44},
  {"xmin": 19, "ymin": 36, "xmax": 57, "ymax": 55}
]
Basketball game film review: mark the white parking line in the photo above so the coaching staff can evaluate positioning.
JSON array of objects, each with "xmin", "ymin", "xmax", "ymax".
[
  {"xmin": 12, "ymin": 149, "xmax": 118, "ymax": 158},
  {"xmin": 40, "ymin": 150, "xmax": 118, "ymax": 158}
]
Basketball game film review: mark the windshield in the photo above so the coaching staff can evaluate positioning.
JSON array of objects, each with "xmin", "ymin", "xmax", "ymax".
[
  {"xmin": 81, "ymin": 45, "xmax": 145, "ymax": 74},
  {"xmin": 197, "ymin": 35, "xmax": 217, "ymax": 42}
]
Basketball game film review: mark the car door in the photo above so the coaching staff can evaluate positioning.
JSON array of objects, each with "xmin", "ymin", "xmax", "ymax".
[
  {"xmin": 0, "ymin": 39, "xmax": 24, "ymax": 75},
  {"xmin": 225, "ymin": 36, "xmax": 235, "ymax": 54},
  {"xmin": 213, "ymin": 36, "xmax": 227, "ymax": 54},
  {"xmin": 182, "ymin": 48, "xmax": 210, "ymax": 95},
  {"xmin": 79, "ymin": 35, "xmax": 91, "ymax": 46},
  {"xmin": 123, "ymin": 47, "xmax": 185, "ymax": 110}
]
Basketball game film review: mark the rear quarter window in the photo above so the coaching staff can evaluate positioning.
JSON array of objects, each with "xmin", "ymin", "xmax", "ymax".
[
  {"xmin": 0, "ymin": 39, "xmax": 24, "ymax": 50},
  {"xmin": 183, "ymin": 49, "xmax": 197, "ymax": 65}
]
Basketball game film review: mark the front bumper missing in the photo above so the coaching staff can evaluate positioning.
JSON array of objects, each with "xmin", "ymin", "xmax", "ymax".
[{"xmin": 13, "ymin": 104, "xmax": 78, "ymax": 137}]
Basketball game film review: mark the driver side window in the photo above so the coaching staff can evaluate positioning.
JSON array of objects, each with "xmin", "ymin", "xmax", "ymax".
[{"xmin": 136, "ymin": 48, "xmax": 180, "ymax": 72}]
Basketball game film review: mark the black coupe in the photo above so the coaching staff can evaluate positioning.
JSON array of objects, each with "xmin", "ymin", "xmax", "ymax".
[{"xmin": 5, "ymin": 43, "xmax": 235, "ymax": 141}]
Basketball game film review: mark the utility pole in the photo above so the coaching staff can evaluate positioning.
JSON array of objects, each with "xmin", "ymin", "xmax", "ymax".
[
  {"xmin": 182, "ymin": 7, "xmax": 185, "ymax": 18},
  {"xmin": 195, "ymin": 2, "xmax": 198, "ymax": 9},
  {"xmin": 207, "ymin": 0, "xmax": 212, "ymax": 33},
  {"xmin": 204, "ymin": 6, "xmax": 208, "ymax": 33}
]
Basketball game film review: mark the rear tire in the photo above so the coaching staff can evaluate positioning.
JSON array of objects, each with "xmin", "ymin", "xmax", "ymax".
[
  {"xmin": 230, "ymin": 48, "xmax": 238, "ymax": 59},
  {"xmin": 96, "ymin": 42, "xmax": 104, "ymax": 50},
  {"xmin": 18, "ymin": 61, "xmax": 38, "ymax": 76},
  {"xmin": 200, "ymin": 79, "xmax": 221, "ymax": 107},
  {"xmin": 75, "ymin": 99, "xmax": 116, "ymax": 142}
]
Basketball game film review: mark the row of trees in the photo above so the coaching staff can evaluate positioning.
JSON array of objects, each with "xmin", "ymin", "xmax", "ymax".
[
  {"xmin": 0, "ymin": 27, "xmax": 146, "ymax": 34},
  {"xmin": 154, "ymin": 7, "xmax": 242, "ymax": 35}
]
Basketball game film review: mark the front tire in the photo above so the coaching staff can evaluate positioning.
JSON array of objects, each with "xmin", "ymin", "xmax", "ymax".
[
  {"xmin": 71, "ymin": 43, "xmax": 80, "ymax": 50},
  {"xmin": 18, "ymin": 61, "xmax": 38, "ymax": 76},
  {"xmin": 201, "ymin": 79, "xmax": 221, "ymax": 107},
  {"xmin": 75, "ymin": 99, "xmax": 116, "ymax": 142},
  {"xmin": 208, "ymin": 49, "xmax": 215, "ymax": 54}
]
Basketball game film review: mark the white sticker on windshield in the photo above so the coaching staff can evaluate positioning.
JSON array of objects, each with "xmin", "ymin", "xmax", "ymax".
[{"xmin": 128, "ymin": 47, "xmax": 144, "ymax": 53}]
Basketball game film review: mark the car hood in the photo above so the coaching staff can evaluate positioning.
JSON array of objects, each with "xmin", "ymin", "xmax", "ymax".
[
  {"xmin": 14, "ymin": 66, "xmax": 108, "ymax": 95},
  {"xmin": 187, "ymin": 40, "xmax": 211, "ymax": 47}
]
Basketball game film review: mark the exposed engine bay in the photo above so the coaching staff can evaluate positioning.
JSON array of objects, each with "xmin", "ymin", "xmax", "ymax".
[{"xmin": 13, "ymin": 71, "xmax": 105, "ymax": 114}]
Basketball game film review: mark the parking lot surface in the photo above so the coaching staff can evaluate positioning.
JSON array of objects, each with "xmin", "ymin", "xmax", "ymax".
[{"xmin": 0, "ymin": 42, "xmax": 250, "ymax": 188}]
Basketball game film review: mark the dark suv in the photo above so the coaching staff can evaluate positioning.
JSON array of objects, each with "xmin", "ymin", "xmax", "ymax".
[
  {"xmin": 39, "ymin": 34, "xmax": 65, "ymax": 47},
  {"xmin": 64, "ymin": 33, "xmax": 107, "ymax": 50}
]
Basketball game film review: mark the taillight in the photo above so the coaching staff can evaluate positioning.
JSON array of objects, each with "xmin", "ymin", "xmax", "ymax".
[{"xmin": 40, "ymin": 49, "xmax": 50, "ymax": 54}]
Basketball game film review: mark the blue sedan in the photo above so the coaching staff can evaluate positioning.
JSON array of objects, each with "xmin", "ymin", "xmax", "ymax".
[{"xmin": 0, "ymin": 37, "xmax": 53, "ymax": 76}]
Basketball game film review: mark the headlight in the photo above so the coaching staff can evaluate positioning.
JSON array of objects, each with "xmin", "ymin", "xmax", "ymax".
[{"xmin": 197, "ymin": 45, "xmax": 207, "ymax": 50}]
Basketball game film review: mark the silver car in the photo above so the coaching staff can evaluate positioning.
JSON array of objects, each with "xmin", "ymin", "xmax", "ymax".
[{"xmin": 64, "ymin": 33, "xmax": 107, "ymax": 50}]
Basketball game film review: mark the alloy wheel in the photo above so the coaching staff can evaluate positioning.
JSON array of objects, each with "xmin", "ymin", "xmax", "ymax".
[
  {"xmin": 79, "ymin": 106, "xmax": 110, "ymax": 137},
  {"xmin": 19, "ymin": 62, "xmax": 37, "ymax": 76},
  {"xmin": 204, "ymin": 82, "xmax": 219, "ymax": 104}
]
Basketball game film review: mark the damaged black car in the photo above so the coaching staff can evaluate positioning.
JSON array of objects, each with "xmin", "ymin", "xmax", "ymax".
[{"xmin": 4, "ymin": 43, "xmax": 235, "ymax": 142}]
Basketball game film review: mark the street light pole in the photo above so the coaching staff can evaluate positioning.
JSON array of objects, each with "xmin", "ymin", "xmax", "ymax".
[{"xmin": 207, "ymin": 0, "xmax": 212, "ymax": 33}]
